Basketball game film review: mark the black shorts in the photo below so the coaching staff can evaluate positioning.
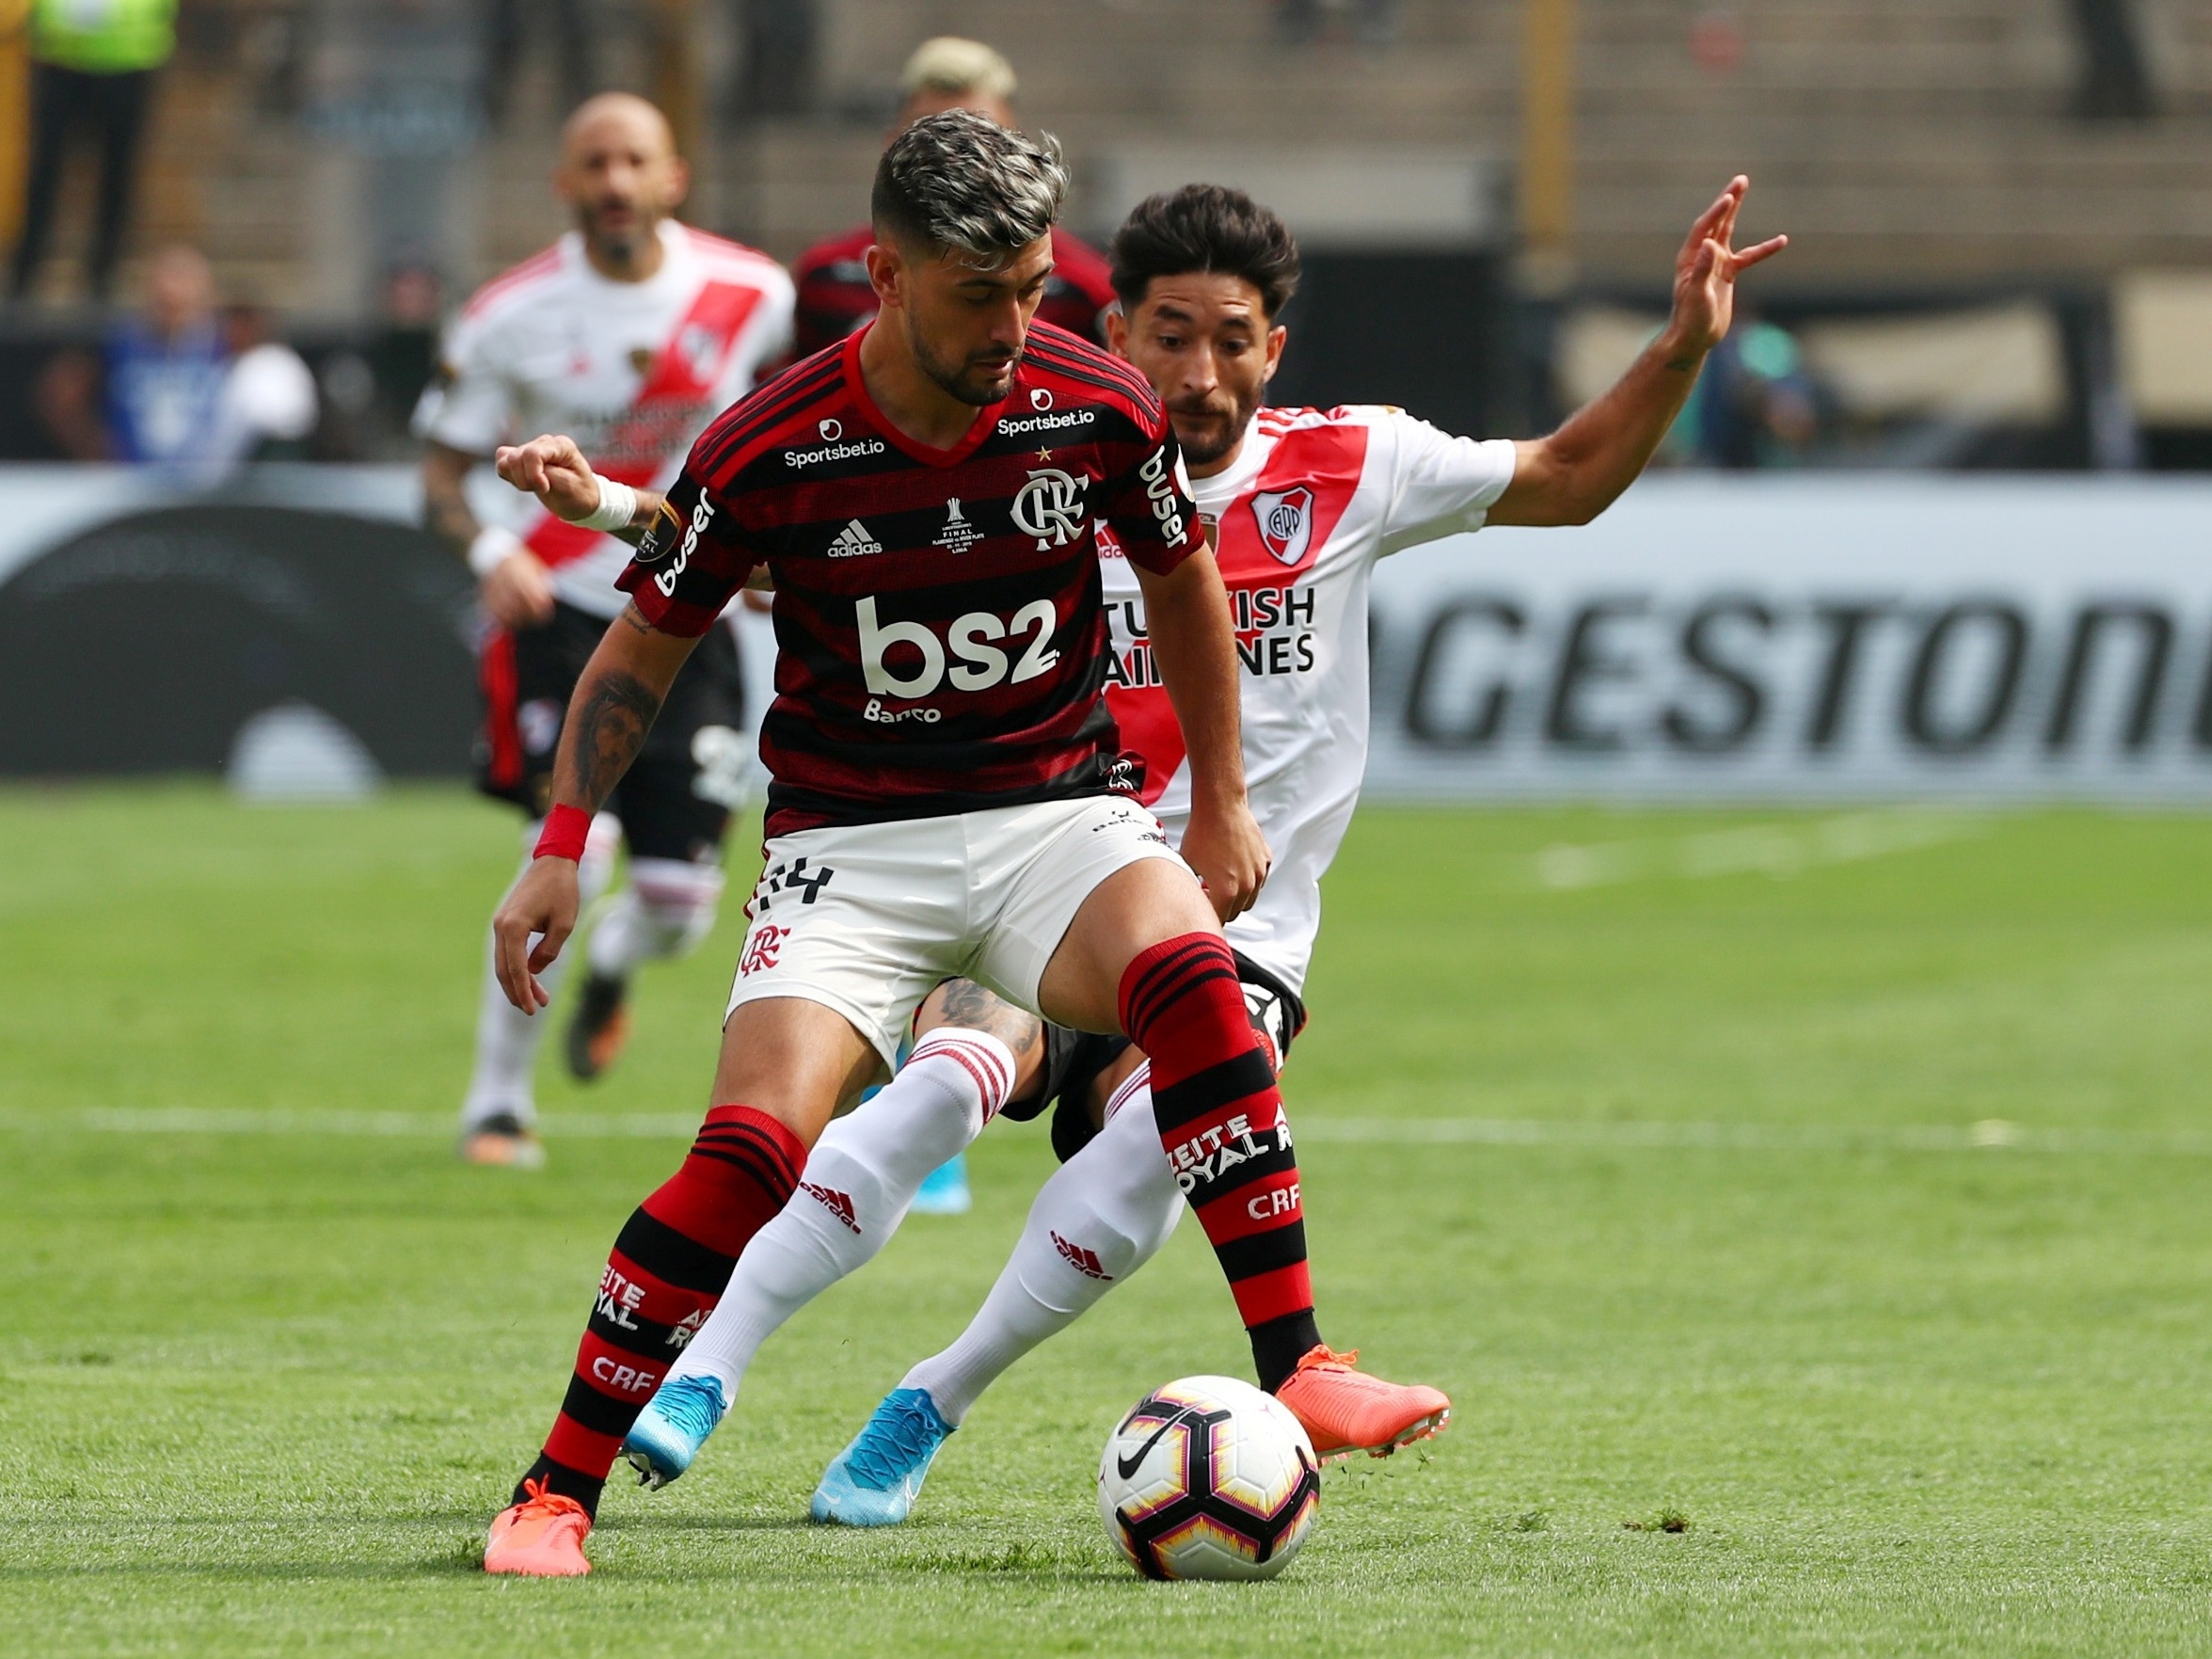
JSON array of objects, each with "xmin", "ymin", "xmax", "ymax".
[
  {"xmin": 1034, "ymin": 950, "xmax": 1309, "ymax": 1164},
  {"xmin": 474, "ymin": 599, "xmax": 747, "ymax": 863}
]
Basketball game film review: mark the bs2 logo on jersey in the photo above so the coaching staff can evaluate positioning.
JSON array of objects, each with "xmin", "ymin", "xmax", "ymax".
[{"xmin": 857, "ymin": 595, "xmax": 1060, "ymax": 701}]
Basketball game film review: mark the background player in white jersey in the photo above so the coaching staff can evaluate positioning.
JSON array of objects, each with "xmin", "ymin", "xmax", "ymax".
[
  {"xmin": 620, "ymin": 176, "xmax": 1788, "ymax": 1522},
  {"xmin": 414, "ymin": 94, "xmax": 794, "ymax": 1166}
]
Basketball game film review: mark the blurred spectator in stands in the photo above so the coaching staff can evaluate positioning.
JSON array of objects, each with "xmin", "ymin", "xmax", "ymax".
[
  {"xmin": 370, "ymin": 262, "xmax": 442, "ymax": 419},
  {"xmin": 7, "ymin": 0, "xmax": 178, "ymax": 303},
  {"xmin": 732, "ymin": 0, "xmax": 817, "ymax": 120},
  {"xmin": 209, "ymin": 303, "xmax": 319, "ymax": 468},
  {"xmin": 30, "ymin": 246, "xmax": 316, "ymax": 472},
  {"xmin": 103, "ymin": 243, "xmax": 227, "ymax": 464},
  {"xmin": 31, "ymin": 244, "xmax": 219, "ymax": 461},
  {"xmin": 301, "ymin": 0, "xmax": 485, "ymax": 317},
  {"xmin": 32, "ymin": 346, "xmax": 108, "ymax": 460},
  {"xmin": 789, "ymin": 38, "xmax": 1115, "ymax": 358},
  {"xmin": 1675, "ymin": 314, "xmax": 1819, "ymax": 469},
  {"xmin": 1276, "ymin": 0, "xmax": 1400, "ymax": 47},
  {"xmin": 481, "ymin": 0, "xmax": 596, "ymax": 127}
]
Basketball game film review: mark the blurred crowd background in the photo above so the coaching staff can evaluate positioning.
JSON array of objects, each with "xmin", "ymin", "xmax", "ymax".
[{"xmin": 4, "ymin": 0, "xmax": 2212, "ymax": 473}]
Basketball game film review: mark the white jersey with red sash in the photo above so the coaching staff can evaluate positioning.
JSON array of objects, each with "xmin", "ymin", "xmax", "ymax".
[
  {"xmin": 416, "ymin": 220, "xmax": 795, "ymax": 618},
  {"xmin": 1098, "ymin": 405, "xmax": 1518, "ymax": 993}
]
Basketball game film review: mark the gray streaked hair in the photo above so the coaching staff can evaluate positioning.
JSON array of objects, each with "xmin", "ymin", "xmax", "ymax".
[{"xmin": 871, "ymin": 109, "xmax": 1068, "ymax": 267}]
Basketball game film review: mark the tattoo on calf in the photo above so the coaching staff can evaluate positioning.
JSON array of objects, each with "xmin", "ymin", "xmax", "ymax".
[
  {"xmin": 937, "ymin": 979, "xmax": 1044, "ymax": 1058},
  {"xmin": 568, "ymin": 670, "xmax": 662, "ymax": 806}
]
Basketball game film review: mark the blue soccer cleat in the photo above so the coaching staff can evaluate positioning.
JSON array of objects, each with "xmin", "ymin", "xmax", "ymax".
[
  {"xmin": 811, "ymin": 1388, "xmax": 955, "ymax": 1525},
  {"xmin": 622, "ymin": 1373, "xmax": 727, "ymax": 1490},
  {"xmin": 910, "ymin": 1154, "xmax": 972, "ymax": 1215}
]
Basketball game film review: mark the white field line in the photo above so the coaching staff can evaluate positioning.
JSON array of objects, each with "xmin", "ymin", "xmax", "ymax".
[
  {"xmin": 1533, "ymin": 811, "xmax": 1987, "ymax": 891},
  {"xmin": 2, "ymin": 1109, "xmax": 2207, "ymax": 1158}
]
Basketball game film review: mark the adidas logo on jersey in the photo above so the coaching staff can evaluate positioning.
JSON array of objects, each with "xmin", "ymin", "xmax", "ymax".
[{"xmin": 826, "ymin": 518, "xmax": 883, "ymax": 559}]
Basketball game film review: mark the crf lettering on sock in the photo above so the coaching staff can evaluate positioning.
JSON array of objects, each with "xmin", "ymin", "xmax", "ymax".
[
  {"xmin": 529, "ymin": 1104, "xmax": 803, "ymax": 1513},
  {"xmin": 1118, "ymin": 933, "xmax": 1317, "ymax": 1380}
]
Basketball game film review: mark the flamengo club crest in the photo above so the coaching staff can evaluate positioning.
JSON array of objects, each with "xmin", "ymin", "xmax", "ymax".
[
  {"xmin": 1011, "ymin": 468, "xmax": 1088, "ymax": 550},
  {"xmin": 1251, "ymin": 486, "xmax": 1314, "ymax": 566}
]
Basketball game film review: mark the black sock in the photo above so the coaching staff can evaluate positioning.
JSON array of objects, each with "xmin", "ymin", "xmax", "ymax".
[
  {"xmin": 1252, "ymin": 1309, "xmax": 1325, "ymax": 1395},
  {"xmin": 514, "ymin": 1453, "xmax": 605, "ymax": 1523}
]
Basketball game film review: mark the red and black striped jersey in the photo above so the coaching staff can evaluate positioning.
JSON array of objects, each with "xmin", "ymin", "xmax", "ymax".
[{"xmin": 619, "ymin": 320, "xmax": 1201, "ymax": 837}]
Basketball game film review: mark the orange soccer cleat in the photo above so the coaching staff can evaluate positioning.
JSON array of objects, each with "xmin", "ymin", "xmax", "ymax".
[
  {"xmin": 1274, "ymin": 1345, "xmax": 1452, "ymax": 1461},
  {"xmin": 460, "ymin": 1115, "xmax": 547, "ymax": 1170},
  {"xmin": 483, "ymin": 1478, "xmax": 592, "ymax": 1576},
  {"xmin": 565, "ymin": 973, "xmax": 631, "ymax": 1082}
]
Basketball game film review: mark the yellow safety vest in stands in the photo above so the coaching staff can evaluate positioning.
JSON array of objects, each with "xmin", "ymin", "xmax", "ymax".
[{"xmin": 30, "ymin": 0, "xmax": 175, "ymax": 74}]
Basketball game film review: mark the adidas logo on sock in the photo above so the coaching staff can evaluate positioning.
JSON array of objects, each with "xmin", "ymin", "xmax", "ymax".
[
  {"xmin": 826, "ymin": 518, "xmax": 883, "ymax": 559},
  {"xmin": 1051, "ymin": 1230, "xmax": 1112, "ymax": 1280},
  {"xmin": 803, "ymin": 1182, "xmax": 860, "ymax": 1233}
]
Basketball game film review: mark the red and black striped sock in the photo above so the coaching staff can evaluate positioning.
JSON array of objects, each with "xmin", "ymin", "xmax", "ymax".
[
  {"xmin": 514, "ymin": 1104, "xmax": 804, "ymax": 1518},
  {"xmin": 1120, "ymin": 933, "xmax": 1323, "ymax": 1394}
]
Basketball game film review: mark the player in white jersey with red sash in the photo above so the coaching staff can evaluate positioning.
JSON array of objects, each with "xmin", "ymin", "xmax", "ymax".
[
  {"xmin": 413, "ymin": 95, "xmax": 793, "ymax": 1165},
  {"xmin": 619, "ymin": 178, "xmax": 1787, "ymax": 1523}
]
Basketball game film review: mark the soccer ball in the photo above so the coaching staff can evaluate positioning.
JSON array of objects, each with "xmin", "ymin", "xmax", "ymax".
[{"xmin": 1097, "ymin": 1374, "xmax": 1321, "ymax": 1581}]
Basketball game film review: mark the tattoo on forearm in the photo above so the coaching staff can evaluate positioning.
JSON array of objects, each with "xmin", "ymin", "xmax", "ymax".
[
  {"xmin": 566, "ymin": 670, "xmax": 662, "ymax": 807},
  {"xmin": 423, "ymin": 474, "xmax": 479, "ymax": 554},
  {"xmin": 937, "ymin": 978, "xmax": 1044, "ymax": 1058}
]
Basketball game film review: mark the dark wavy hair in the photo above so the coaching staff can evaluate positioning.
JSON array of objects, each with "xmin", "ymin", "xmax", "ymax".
[{"xmin": 1109, "ymin": 184, "xmax": 1301, "ymax": 318}]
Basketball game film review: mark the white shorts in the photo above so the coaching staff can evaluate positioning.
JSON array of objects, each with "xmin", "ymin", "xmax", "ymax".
[{"xmin": 725, "ymin": 795, "xmax": 1188, "ymax": 1073}]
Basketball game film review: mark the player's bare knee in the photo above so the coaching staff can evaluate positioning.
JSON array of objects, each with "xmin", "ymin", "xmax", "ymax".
[
  {"xmin": 712, "ymin": 998, "xmax": 879, "ymax": 1140},
  {"xmin": 1039, "ymin": 860, "xmax": 1222, "ymax": 1032}
]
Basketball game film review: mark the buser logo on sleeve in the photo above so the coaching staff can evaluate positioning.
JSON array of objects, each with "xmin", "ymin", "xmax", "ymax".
[
  {"xmin": 649, "ymin": 497, "xmax": 717, "ymax": 594},
  {"xmin": 1138, "ymin": 449, "xmax": 1188, "ymax": 547}
]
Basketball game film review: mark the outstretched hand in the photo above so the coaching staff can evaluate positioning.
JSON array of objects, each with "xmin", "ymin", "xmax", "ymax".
[
  {"xmin": 1667, "ymin": 177, "xmax": 1788, "ymax": 359},
  {"xmin": 490, "ymin": 855, "xmax": 580, "ymax": 1013},
  {"xmin": 496, "ymin": 434, "xmax": 604, "ymax": 524}
]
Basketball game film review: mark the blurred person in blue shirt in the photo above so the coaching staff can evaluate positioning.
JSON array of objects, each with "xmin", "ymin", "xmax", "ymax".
[
  {"xmin": 1671, "ymin": 313, "xmax": 1819, "ymax": 469},
  {"xmin": 104, "ymin": 244, "xmax": 228, "ymax": 465},
  {"xmin": 34, "ymin": 245, "xmax": 318, "ymax": 470}
]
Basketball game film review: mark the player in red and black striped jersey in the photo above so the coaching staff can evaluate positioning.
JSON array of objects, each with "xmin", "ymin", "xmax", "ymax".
[
  {"xmin": 628, "ymin": 316, "xmax": 1184, "ymax": 835},
  {"xmin": 476, "ymin": 110, "xmax": 1333, "ymax": 1578}
]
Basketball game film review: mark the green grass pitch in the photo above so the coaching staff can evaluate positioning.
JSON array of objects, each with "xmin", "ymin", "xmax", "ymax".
[{"xmin": 3, "ymin": 783, "xmax": 2210, "ymax": 1655}]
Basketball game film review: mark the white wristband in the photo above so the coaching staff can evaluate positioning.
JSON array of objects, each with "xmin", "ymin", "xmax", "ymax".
[
  {"xmin": 578, "ymin": 477, "xmax": 639, "ymax": 534},
  {"xmin": 467, "ymin": 524, "xmax": 524, "ymax": 578}
]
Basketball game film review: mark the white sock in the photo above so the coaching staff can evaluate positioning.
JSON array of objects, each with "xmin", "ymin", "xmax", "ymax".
[
  {"xmin": 902, "ymin": 1067, "xmax": 1182, "ymax": 1425},
  {"xmin": 662, "ymin": 1027, "xmax": 1018, "ymax": 1397},
  {"xmin": 458, "ymin": 812, "xmax": 618, "ymax": 1131},
  {"xmin": 585, "ymin": 855, "xmax": 724, "ymax": 980}
]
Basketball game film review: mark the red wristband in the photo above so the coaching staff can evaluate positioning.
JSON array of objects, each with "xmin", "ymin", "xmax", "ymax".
[{"xmin": 533, "ymin": 804, "xmax": 592, "ymax": 862}]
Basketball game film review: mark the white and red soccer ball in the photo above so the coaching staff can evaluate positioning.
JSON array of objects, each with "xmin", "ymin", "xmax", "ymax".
[{"xmin": 1098, "ymin": 1375, "xmax": 1321, "ymax": 1581}]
